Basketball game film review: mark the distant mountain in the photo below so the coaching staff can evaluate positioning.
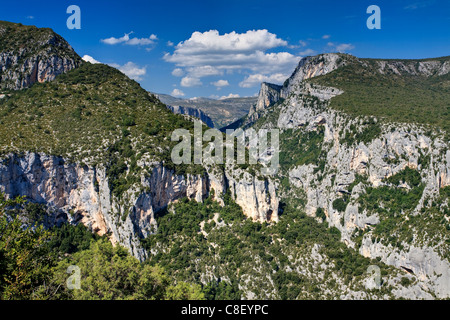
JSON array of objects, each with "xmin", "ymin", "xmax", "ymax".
[
  {"xmin": 153, "ymin": 92, "xmax": 257, "ymax": 129},
  {"xmin": 166, "ymin": 104, "xmax": 215, "ymax": 128}
]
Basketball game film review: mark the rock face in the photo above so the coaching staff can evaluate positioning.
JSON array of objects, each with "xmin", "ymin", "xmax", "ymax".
[
  {"xmin": 248, "ymin": 82, "xmax": 283, "ymax": 120},
  {"xmin": 166, "ymin": 105, "xmax": 215, "ymax": 128},
  {"xmin": 224, "ymin": 167, "xmax": 279, "ymax": 222},
  {"xmin": 281, "ymin": 53, "xmax": 344, "ymax": 98},
  {"xmin": 0, "ymin": 152, "xmax": 278, "ymax": 261},
  {"xmin": 374, "ymin": 59, "xmax": 450, "ymax": 76},
  {"xmin": 246, "ymin": 53, "xmax": 450, "ymax": 298},
  {"xmin": 240, "ymin": 53, "xmax": 344, "ymax": 129},
  {"xmin": 0, "ymin": 21, "xmax": 82, "ymax": 90}
]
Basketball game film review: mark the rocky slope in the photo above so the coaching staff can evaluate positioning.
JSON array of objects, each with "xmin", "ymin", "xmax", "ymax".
[
  {"xmin": 0, "ymin": 152, "xmax": 278, "ymax": 260},
  {"xmin": 166, "ymin": 104, "xmax": 215, "ymax": 128},
  {"xmin": 0, "ymin": 21, "xmax": 82, "ymax": 90},
  {"xmin": 244, "ymin": 53, "xmax": 450, "ymax": 298}
]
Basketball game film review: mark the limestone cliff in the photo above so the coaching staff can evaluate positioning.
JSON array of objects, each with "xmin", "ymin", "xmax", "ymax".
[
  {"xmin": 166, "ymin": 105, "xmax": 215, "ymax": 128},
  {"xmin": 0, "ymin": 152, "xmax": 278, "ymax": 261},
  {"xmin": 281, "ymin": 53, "xmax": 345, "ymax": 98},
  {"xmin": 248, "ymin": 82, "xmax": 283, "ymax": 121}
]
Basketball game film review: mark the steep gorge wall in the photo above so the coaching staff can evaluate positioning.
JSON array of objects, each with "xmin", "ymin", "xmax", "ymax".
[
  {"xmin": 166, "ymin": 105, "xmax": 215, "ymax": 128},
  {"xmin": 249, "ymin": 53, "xmax": 450, "ymax": 298},
  {"xmin": 0, "ymin": 152, "xmax": 278, "ymax": 260},
  {"xmin": 262, "ymin": 86, "xmax": 450, "ymax": 298}
]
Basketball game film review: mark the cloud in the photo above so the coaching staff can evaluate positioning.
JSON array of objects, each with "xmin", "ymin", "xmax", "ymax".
[
  {"xmin": 101, "ymin": 32, "xmax": 158, "ymax": 46},
  {"xmin": 327, "ymin": 42, "xmax": 355, "ymax": 53},
  {"xmin": 109, "ymin": 62, "xmax": 147, "ymax": 81},
  {"xmin": 219, "ymin": 93, "xmax": 240, "ymax": 100},
  {"xmin": 167, "ymin": 41, "xmax": 174, "ymax": 47},
  {"xmin": 211, "ymin": 79, "xmax": 229, "ymax": 87},
  {"xmin": 171, "ymin": 89, "xmax": 185, "ymax": 97},
  {"xmin": 172, "ymin": 68, "xmax": 184, "ymax": 77},
  {"xmin": 239, "ymin": 73, "xmax": 288, "ymax": 88},
  {"xmin": 299, "ymin": 48, "xmax": 317, "ymax": 56},
  {"xmin": 167, "ymin": 29, "xmax": 287, "ymax": 56},
  {"xmin": 164, "ymin": 29, "xmax": 300, "ymax": 90},
  {"xmin": 26, "ymin": 15, "xmax": 34, "ymax": 19},
  {"xmin": 166, "ymin": 50, "xmax": 298, "ymax": 75},
  {"xmin": 186, "ymin": 65, "xmax": 222, "ymax": 78},
  {"xmin": 322, "ymin": 35, "xmax": 331, "ymax": 39},
  {"xmin": 181, "ymin": 76, "xmax": 202, "ymax": 87},
  {"xmin": 82, "ymin": 55, "xmax": 101, "ymax": 64},
  {"xmin": 101, "ymin": 32, "xmax": 132, "ymax": 45},
  {"xmin": 299, "ymin": 40, "xmax": 308, "ymax": 47}
]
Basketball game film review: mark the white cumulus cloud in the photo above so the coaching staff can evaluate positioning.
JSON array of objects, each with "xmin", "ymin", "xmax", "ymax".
[
  {"xmin": 327, "ymin": 42, "xmax": 355, "ymax": 53},
  {"xmin": 219, "ymin": 93, "xmax": 240, "ymax": 100},
  {"xmin": 335, "ymin": 43, "xmax": 355, "ymax": 52},
  {"xmin": 211, "ymin": 79, "xmax": 229, "ymax": 87},
  {"xmin": 171, "ymin": 89, "xmax": 185, "ymax": 97},
  {"xmin": 299, "ymin": 48, "xmax": 317, "ymax": 56},
  {"xmin": 186, "ymin": 65, "xmax": 222, "ymax": 78},
  {"xmin": 82, "ymin": 55, "xmax": 101, "ymax": 64},
  {"xmin": 172, "ymin": 68, "xmax": 185, "ymax": 77},
  {"xmin": 181, "ymin": 76, "xmax": 202, "ymax": 87},
  {"xmin": 164, "ymin": 29, "xmax": 299, "ymax": 89},
  {"xmin": 168, "ymin": 29, "xmax": 287, "ymax": 55}
]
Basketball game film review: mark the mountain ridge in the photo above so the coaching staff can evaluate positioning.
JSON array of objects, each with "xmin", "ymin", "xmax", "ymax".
[{"xmin": 230, "ymin": 52, "xmax": 450, "ymax": 133}]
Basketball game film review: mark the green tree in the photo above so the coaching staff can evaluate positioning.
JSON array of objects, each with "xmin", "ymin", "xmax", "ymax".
[
  {"xmin": 48, "ymin": 239, "xmax": 164, "ymax": 299},
  {"xmin": 48, "ymin": 238, "xmax": 203, "ymax": 300},
  {"xmin": 0, "ymin": 193, "xmax": 54, "ymax": 299},
  {"xmin": 165, "ymin": 282, "xmax": 205, "ymax": 300}
]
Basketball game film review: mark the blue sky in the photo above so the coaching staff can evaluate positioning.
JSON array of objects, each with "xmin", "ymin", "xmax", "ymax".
[{"xmin": 1, "ymin": 0, "xmax": 450, "ymax": 98}]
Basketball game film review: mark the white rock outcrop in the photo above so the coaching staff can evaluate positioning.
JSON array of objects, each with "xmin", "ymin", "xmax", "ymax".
[{"xmin": 0, "ymin": 152, "xmax": 278, "ymax": 261}]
